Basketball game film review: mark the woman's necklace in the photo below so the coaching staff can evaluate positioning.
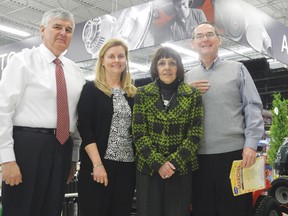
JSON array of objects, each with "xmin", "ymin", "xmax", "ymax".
[{"xmin": 161, "ymin": 92, "xmax": 175, "ymax": 107}]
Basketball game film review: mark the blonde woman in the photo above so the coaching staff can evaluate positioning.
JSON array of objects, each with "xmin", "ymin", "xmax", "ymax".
[{"xmin": 77, "ymin": 38, "xmax": 137, "ymax": 216}]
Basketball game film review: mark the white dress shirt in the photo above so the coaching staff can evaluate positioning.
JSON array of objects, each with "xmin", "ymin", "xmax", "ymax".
[{"xmin": 0, "ymin": 44, "xmax": 85, "ymax": 163}]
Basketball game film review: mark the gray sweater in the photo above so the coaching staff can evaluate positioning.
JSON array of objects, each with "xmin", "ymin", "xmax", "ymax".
[{"xmin": 185, "ymin": 58, "xmax": 264, "ymax": 154}]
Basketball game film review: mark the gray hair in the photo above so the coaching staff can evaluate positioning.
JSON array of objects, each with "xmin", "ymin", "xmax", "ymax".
[{"xmin": 41, "ymin": 8, "xmax": 75, "ymax": 31}]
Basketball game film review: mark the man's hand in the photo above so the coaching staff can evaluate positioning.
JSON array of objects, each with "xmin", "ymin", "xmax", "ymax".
[
  {"xmin": 242, "ymin": 147, "xmax": 257, "ymax": 168},
  {"xmin": 2, "ymin": 161, "xmax": 22, "ymax": 186},
  {"xmin": 189, "ymin": 80, "xmax": 210, "ymax": 93}
]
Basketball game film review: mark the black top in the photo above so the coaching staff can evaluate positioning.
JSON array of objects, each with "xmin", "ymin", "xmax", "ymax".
[
  {"xmin": 157, "ymin": 78, "xmax": 179, "ymax": 100},
  {"xmin": 157, "ymin": 79, "xmax": 179, "ymax": 111}
]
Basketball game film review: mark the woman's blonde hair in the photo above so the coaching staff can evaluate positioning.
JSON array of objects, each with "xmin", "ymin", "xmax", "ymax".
[{"xmin": 94, "ymin": 38, "xmax": 137, "ymax": 97}]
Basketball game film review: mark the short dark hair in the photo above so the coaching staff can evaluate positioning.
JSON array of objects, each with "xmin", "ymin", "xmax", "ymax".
[
  {"xmin": 191, "ymin": 22, "xmax": 219, "ymax": 39},
  {"xmin": 150, "ymin": 47, "xmax": 185, "ymax": 81}
]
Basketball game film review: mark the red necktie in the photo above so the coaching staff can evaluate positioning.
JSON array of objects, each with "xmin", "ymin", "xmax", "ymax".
[{"xmin": 54, "ymin": 58, "xmax": 70, "ymax": 144}]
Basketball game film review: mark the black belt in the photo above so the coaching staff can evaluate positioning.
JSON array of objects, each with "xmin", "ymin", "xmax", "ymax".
[{"xmin": 14, "ymin": 126, "xmax": 56, "ymax": 135}]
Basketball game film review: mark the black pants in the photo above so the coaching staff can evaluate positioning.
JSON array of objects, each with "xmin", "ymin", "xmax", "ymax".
[
  {"xmin": 78, "ymin": 160, "xmax": 136, "ymax": 216},
  {"xmin": 136, "ymin": 171, "xmax": 192, "ymax": 216},
  {"xmin": 192, "ymin": 150, "xmax": 253, "ymax": 216},
  {"xmin": 2, "ymin": 129, "xmax": 73, "ymax": 216}
]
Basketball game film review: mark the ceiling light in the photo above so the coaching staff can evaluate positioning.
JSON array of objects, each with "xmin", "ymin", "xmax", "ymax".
[
  {"xmin": 129, "ymin": 62, "xmax": 149, "ymax": 73},
  {"xmin": 268, "ymin": 59, "xmax": 287, "ymax": 69},
  {"xmin": 0, "ymin": 24, "xmax": 31, "ymax": 37},
  {"xmin": 182, "ymin": 58, "xmax": 199, "ymax": 65},
  {"xmin": 219, "ymin": 47, "xmax": 255, "ymax": 58},
  {"xmin": 161, "ymin": 43, "xmax": 199, "ymax": 59}
]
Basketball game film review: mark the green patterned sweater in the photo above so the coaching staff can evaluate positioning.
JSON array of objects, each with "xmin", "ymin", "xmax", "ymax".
[{"xmin": 132, "ymin": 81, "xmax": 203, "ymax": 176}]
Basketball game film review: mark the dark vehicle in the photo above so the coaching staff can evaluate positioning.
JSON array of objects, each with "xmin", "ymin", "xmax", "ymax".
[
  {"xmin": 268, "ymin": 138, "xmax": 288, "ymax": 214},
  {"xmin": 253, "ymin": 165, "xmax": 282, "ymax": 216}
]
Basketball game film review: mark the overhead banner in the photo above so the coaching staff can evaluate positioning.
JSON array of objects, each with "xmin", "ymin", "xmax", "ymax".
[
  {"xmin": 0, "ymin": 0, "xmax": 213, "ymax": 77},
  {"xmin": 1, "ymin": 0, "xmax": 288, "ymax": 78},
  {"xmin": 215, "ymin": 0, "xmax": 288, "ymax": 65},
  {"xmin": 80, "ymin": 0, "xmax": 213, "ymax": 59}
]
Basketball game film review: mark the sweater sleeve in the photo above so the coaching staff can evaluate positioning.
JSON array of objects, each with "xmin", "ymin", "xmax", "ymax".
[
  {"xmin": 240, "ymin": 64, "xmax": 264, "ymax": 150},
  {"xmin": 77, "ymin": 82, "xmax": 97, "ymax": 148}
]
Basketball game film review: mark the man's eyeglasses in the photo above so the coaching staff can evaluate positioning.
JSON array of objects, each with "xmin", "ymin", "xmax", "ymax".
[{"xmin": 194, "ymin": 32, "xmax": 217, "ymax": 40}]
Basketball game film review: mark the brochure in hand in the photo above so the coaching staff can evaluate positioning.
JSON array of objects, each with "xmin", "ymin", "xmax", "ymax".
[{"xmin": 230, "ymin": 156, "xmax": 266, "ymax": 196}]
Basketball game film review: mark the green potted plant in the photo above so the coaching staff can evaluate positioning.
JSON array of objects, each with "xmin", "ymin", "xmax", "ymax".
[{"xmin": 267, "ymin": 92, "xmax": 288, "ymax": 166}]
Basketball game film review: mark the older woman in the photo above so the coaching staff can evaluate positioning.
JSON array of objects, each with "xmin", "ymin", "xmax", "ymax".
[
  {"xmin": 77, "ymin": 38, "xmax": 137, "ymax": 216},
  {"xmin": 132, "ymin": 47, "xmax": 203, "ymax": 216}
]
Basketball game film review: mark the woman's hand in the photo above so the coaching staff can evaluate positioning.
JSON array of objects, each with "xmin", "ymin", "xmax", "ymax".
[
  {"xmin": 85, "ymin": 143, "xmax": 108, "ymax": 186},
  {"xmin": 92, "ymin": 164, "xmax": 108, "ymax": 186},
  {"xmin": 158, "ymin": 161, "xmax": 176, "ymax": 179}
]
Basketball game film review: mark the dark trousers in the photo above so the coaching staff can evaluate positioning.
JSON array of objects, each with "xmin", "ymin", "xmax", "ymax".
[
  {"xmin": 191, "ymin": 150, "xmax": 253, "ymax": 216},
  {"xmin": 2, "ymin": 129, "xmax": 73, "ymax": 216},
  {"xmin": 136, "ymin": 170, "xmax": 192, "ymax": 216},
  {"xmin": 78, "ymin": 160, "xmax": 136, "ymax": 216}
]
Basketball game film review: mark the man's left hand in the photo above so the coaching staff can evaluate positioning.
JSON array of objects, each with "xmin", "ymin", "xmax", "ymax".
[
  {"xmin": 67, "ymin": 161, "xmax": 77, "ymax": 184},
  {"xmin": 242, "ymin": 147, "xmax": 257, "ymax": 168}
]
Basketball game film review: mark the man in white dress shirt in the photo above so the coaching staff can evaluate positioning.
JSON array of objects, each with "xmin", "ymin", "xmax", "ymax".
[{"xmin": 0, "ymin": 8, "xmax": 85, "ymax": 216}]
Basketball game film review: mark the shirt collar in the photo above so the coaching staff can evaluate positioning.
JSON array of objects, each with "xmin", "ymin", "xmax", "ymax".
[
  {"xmin": 40, "ymin": 44, "xmax": 65, "ymax": 65},
  {"xmin": 200, "ymin": 56, "xmax": 222, "ymax": 70}
]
